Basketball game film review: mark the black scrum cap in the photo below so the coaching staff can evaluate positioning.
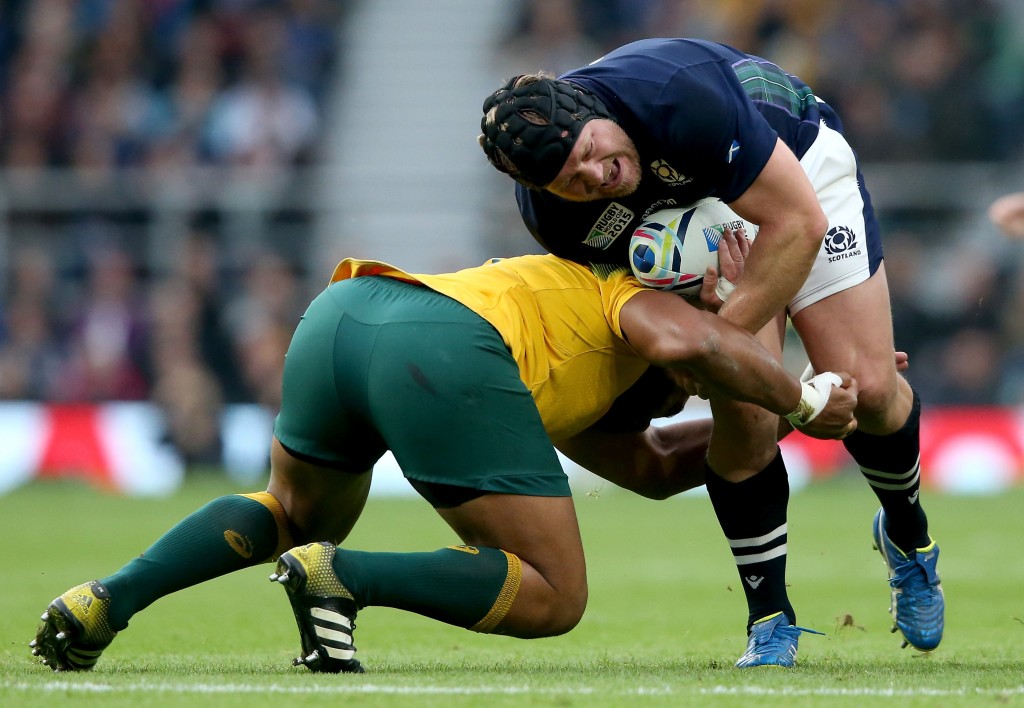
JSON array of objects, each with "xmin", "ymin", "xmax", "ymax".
[{"xmin": 480, "ymin": 76, "xmax": 614, "ymax": 189}]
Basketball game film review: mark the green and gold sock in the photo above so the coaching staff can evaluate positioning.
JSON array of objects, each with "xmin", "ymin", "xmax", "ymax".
[
  {"xmin": 101, "ymin": 492, "xmax": 293, "ymax": 630},
  {"xmin": 334, "ymin": 545, "xmax": 521, "ymax": 632}
]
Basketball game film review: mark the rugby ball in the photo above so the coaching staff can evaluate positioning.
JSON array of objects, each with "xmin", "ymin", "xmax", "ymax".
[{"xmin": 629, "ymin": 199, "xmax": 757, "ymax": 296}]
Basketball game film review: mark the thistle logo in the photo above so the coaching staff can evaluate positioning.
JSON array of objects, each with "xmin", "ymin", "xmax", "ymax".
[
  {"xmin": 824, "ymin": 224, "xmax": 863, "ymax": 263},
  {"xmin": 650, "ymin": 159, "xmax": 692, "ymax": 186},
  {"xmin": 824, "ymin": 225, "xmax": 857, "ymax": 255}
]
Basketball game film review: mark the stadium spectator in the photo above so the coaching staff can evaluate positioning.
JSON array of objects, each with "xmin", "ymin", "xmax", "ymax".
[
  {"xmin": 53, "ymin": 245, "xmax": 149, "ymax": 401},
  {"xmin": 204, "ymin": 6, "xmax": 320, "ymax": 169},
  {"xmin": 0, "ymin": 247, "xmax": 62, "ymax": 399},
  {"xmin": 0, "ymin": 295, "xmax": 63, "ymax": 400},
  {"xmin": 989, "ymin": 192, "xmax": 1024, "ymax": 239},
  {"xmin": 0, "ymin": 0, "xmax": 341, "ymax": 416},
  {"xmin": 223, "ymin": 249, "xmax": 305, "ymax": 407},
  {"xmin": 167, "ymin": 228, "xmax": 249, "ymax": 402}
]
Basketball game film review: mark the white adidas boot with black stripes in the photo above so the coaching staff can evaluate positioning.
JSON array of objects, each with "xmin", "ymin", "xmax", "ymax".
[{"xmin": 270, "ymin": 542, "xmax": 364, "ymax": 673}]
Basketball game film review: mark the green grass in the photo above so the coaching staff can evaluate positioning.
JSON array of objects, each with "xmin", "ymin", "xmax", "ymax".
[{"xmin": 2, "ymin": 473, "xmax": 1023, "ymax": 706}]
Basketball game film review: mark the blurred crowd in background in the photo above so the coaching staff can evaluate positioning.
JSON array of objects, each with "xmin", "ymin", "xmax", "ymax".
[
  {"xmin": 503, "ymin": 0, "xmax": 1024, "ymax": 162},
  {"xmin": 2, "ymin": 0, "xmax": 1024, "ymax": 466},
  {"xmin": 0, "ymin": 0, "xmax": 340, "ymax": 464}
]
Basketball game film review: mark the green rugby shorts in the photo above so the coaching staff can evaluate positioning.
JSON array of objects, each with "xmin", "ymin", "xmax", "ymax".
[{"xmin": 273, "ymin": 276, "xmax": 569, "ymax": 506}]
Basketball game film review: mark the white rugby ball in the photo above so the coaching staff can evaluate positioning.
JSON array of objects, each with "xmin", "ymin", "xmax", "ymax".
[{"xmin": 629, "ymin": 199, "xmax": 757, "ymax": 296}]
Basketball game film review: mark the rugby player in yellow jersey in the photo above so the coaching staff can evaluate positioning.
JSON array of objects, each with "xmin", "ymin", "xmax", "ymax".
[{"xmin": 31, "ymin": 232, "xmax": 856, "ymax": 673}]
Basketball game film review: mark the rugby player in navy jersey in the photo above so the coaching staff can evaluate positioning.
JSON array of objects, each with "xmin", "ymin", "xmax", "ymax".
[{"xmin": 480, "ymin": 37, "xmax": 943, "ymax": 666}]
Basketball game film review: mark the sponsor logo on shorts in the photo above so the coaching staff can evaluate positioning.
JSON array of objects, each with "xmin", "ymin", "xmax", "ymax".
[
  {"xmin": 824, "ymin": 224, "xmax": 862, "ymax": 262},
  {"xmin": 585, "ymin": 202, "xmax": 635, "ymax": 249},
  {"xmin": 650, "ymin": 159, "xmax": 693, "ymax": 186}
]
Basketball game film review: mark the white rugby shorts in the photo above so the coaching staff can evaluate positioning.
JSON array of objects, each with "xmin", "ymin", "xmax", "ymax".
[{"xmin": 788, "ymin": 120, "xmax": 879, "ymax": 315}]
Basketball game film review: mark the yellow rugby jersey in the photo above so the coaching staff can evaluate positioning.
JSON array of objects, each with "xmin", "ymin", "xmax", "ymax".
[{"xmin": 330, "ymin": 254, "xmax": 650, "ymax": 441}]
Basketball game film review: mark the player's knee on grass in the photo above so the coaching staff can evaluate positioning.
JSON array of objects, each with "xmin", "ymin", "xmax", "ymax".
[
  {"xmin": 542, "ymin": 585, "xmax": 588, "ymax": 636},
  {"xmin": 495, "ymin": 564, "xmax": 588, "ymax": 638}
]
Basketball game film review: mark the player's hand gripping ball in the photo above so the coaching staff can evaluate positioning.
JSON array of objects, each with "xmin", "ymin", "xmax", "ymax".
[{"xmin": 629, "ymin": 199, "xmax": 757, "ymax": 296}]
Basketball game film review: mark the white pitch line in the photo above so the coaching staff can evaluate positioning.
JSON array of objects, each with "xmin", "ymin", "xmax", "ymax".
[
  {"xmin": 701, "ymin": 685, "xmax": 1024, "ymax": 697},
  {"xmin": 1, "ymin": 681, "xmax": 673, "ymax": 696},
  {"xmin": 4, "ymin": 681, "xmax": 1024, "ymax": 698}
]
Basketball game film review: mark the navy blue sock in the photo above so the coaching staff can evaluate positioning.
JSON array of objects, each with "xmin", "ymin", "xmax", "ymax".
[
  {"xmin": 705, "ymin": 448, "xmax": 794, "ymax": 630},
  {"xmin": 844, "ymin": 389, "xmax": 929, "ymax": 552}
]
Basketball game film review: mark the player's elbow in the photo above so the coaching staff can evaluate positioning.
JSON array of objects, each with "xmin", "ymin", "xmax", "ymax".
[
  {"xmin": 771, "ymin": 206, "xmax": 828, "ymax": 252},
  {"xmin": 796, "ymin": 207, "xmax": 829, "ymax": 249},
  {"xmin": 655, "ymin": 330, "xmax": 726, "ymax": 377},
  {"xmin": 635, "ymin": 323, "xmax": 714, "ymax": 369}
]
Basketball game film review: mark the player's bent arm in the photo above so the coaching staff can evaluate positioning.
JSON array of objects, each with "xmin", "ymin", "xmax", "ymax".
[
  {"xmin": 620, "ymin": 289, "xmax": 803, "ymax": 416},
  {"xmin": 554, "ymin": 419, "xmax": 712, "ymax": 500},
  {"xmin": 621, "ymin": 289, "xmax": 857, "ymax": 438},
  {"xmin": 718, "ymin": 138, "xmax": 828, "ymax": 334}
]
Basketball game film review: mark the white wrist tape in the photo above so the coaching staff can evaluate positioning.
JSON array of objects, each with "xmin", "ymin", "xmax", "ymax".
[
  {"xmin": 784, "ymin": 371, "xmax": 842, "ymax": 427},
  {"xmin": 799, "ymin": 363, "xmax": 815, "ymax": 383},
  {"xmin": 715, "ymin": 276, "xmax": 736, "ymax": 301}
]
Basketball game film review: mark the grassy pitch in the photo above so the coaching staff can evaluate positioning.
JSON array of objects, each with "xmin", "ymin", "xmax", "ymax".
[{"xmin": 2, "ymin": 472, "xmax": 1022, "ymax": 707}]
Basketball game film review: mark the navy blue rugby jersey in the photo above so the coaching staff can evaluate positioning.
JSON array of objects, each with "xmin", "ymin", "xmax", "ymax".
[{"xmin": 517, "ymin": 38, "xmax": 834, "ymax": 268}]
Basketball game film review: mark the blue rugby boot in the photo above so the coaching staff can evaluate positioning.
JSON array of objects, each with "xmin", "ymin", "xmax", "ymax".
[
  {"xmin": 270, "ymin": 542, "xmax": 364, "ymax": 674},
  {"xmin": 735, "ymin": 612, "xmax": 825, "ymax": 668},
  {"xmin": 872, "ymin": 508, "xmax": 944, "ymax": 651}
]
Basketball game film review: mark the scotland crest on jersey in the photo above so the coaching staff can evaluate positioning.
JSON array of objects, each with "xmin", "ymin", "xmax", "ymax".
[{"xmin": 650, "ymin": 159, "xmax": 693, "ymax": 186}]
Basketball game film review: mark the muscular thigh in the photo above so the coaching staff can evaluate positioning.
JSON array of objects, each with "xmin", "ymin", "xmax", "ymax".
[
  {"xmin": 438, "ymin": 493, "xmax": 585, "ymax": 598},
  {"xmin": 791, "ymin": 265, "xmax": 896, "ymax": 376},
  {"xmin": 267, "ymin": 437, "xmax": 371, "ymax": 544},
  {"xmin": 791, "ymin": 264, "xmax": 912, "ymax": 431}
]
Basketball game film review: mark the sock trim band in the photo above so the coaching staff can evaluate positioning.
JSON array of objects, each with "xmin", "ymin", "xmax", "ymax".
[
  {"xmin": 728, "ymin": 523, "xmax": 788, "ymax": 549},
  {"xmin": 734, "ymin": 544, "xmax": 788, "ymax": 565},
  {"xmin": 470, "ymin": 550, "xmax": 522, "ymax": 633},
  {"xmin": 239, "ymin": 492, "xmax": 294, "ymax": 561}
]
